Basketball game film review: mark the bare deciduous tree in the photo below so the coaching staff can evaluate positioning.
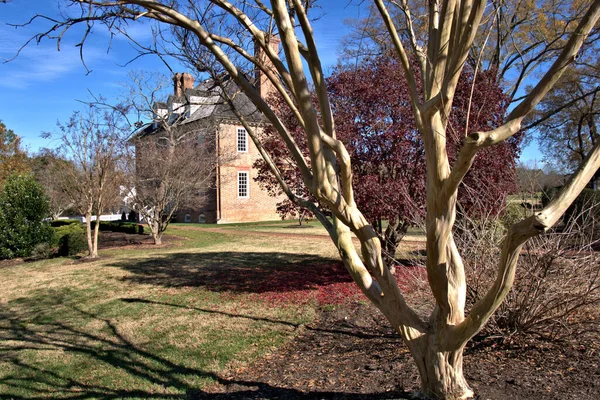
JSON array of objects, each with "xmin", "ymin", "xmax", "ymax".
[
  {"xmin": 121, "ymin": 72, "xmax": 219, "ymax": 245},
  {"xmin": 532, "ymin": 64, "xmax": 600, "ymax": 182},
  {"xmin": 50, "ymin": 105, "xmax": 125, "ymax": 258},
  {"xmin": 20, "ymin": 1, "xmax": 600, "ymax": 398},
  {"xmin": 129, "ymin": 133, "xmax": 216, "ymax": 244}
]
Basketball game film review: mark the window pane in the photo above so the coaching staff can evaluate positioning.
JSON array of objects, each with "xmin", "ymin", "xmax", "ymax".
[
  {"xmin": 237, "ymin": 128, "xmax": 247, "ymax": 152},
  {"xmin": 238, "ymin": 172, "xmax": 249, "ymax": 197}
]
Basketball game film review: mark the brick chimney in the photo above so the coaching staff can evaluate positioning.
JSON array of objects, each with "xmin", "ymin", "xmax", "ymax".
[
  {"xmin": 255, "ymin": 34, "xmax": 280, "ymax": 99},
  {"xmin": 173, "ymin": 72, "xmax": 195, "ymax": 97}
]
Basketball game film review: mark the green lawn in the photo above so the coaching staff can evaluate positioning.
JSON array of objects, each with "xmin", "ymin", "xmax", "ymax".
[
  {"xmin": 0, "ymin": 221, "xmax": 425, "ymax": 399},
  {"xmin": 0, "ymin": 224, "xmax": 345, "ymax": 399},
  {"xmin": 170, "ymin": 219, "xmax": 426, "ymax": 240}
]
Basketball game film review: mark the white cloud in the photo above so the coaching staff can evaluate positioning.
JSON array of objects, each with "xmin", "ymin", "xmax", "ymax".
[
  {"xmin": 117, "ymin": 22, "xmax": 156, "ymax": 43},
  {"xmin": 0, "ymin": 36, "xmax": 107, "ymax": 89},
  {"xmin": 0, "ymin": 7, "xmax": 117, "ymax": 89}
]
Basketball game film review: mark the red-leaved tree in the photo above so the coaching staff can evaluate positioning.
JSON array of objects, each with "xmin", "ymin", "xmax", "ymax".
[{"xmin": 255, "ymin": 56, "xmax": 520, "ymax": 270}]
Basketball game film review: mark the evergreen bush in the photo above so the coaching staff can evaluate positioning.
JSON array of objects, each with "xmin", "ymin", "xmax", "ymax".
[
  {"xmin": 55, "ymin": 223, "xmax": 87, "ymax": 256},
  {"xmin": 0, "ymin": 175, "xmax": 54, "ymax": 259},
  {"xmin": 89, "ymin": 220, "xmax": 143, "ymax": 234}
]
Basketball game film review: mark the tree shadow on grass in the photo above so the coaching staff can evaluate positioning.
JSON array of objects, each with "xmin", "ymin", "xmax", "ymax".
[
  {"xmin": 0, "ymin": 297, "xmax": 409, "ymax": 399},
  {"xmin": 120, "ymin": 298, "xmax": 397, "ymax": 341},
  {"xmin": 109, "ymin": 252, "xmax": 354, "ymax": 294}
]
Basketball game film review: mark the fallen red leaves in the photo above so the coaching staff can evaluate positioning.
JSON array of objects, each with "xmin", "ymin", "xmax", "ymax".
[{"xmin": 248, "ymin": 262, "xmax": 426, "ymax": 307}]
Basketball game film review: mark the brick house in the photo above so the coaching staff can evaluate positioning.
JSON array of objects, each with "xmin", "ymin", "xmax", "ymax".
[{"xmin": 137, "ymin": 39, "xmax": 283, "ymax": 224}]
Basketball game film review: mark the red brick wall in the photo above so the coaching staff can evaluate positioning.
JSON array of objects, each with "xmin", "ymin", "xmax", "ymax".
[{"xmin": 217, "ymin": 122, "xmax": 283, "ymax": 223}]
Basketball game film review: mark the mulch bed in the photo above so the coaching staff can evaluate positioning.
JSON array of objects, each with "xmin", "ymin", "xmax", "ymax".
[
  {"xmin": 97, "ymin": 231, "xmax": 180, "ymax": 250},
  {"xmin": 205, "ymin": 301, "xmax": 600, "ymax": 400}
]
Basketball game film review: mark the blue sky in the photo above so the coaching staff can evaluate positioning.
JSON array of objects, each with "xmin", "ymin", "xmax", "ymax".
[{"xmin": 0, "ymin": 0, "xmax": 540, "ymax": 161}]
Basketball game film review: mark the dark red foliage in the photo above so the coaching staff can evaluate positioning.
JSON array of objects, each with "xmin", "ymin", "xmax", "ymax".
[
  {"xmin": 253, "ymin": 94, "xmax": 316, "ymax": 221},
  {"xmin": 328, "ymin": 57, "xmax": 426, "ymax": 224},
  {"xmin": 254, "ymin": 56, "xmax": 521, "ymax": 226},
  {"xmin": 448, "ymin": 68, "xmax": 521, "ymax": 214}
]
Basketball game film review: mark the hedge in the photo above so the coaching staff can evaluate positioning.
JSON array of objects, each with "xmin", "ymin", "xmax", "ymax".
[
  {"xmin": 50, "ymin": 219, "xmax": 82, "ymax": 227},
  {"xmin": 90, "ymin": 220, "xmax": 144, "ymax": 234},
  {"xmin": 54, "ymin": 223, "xmax": 87, "ymax": 256}
]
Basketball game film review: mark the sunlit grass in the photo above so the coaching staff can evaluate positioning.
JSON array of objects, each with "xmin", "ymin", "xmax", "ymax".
[
  {"xmin": 0, "ymin": 221, "xmax": 424, "ymax": 398},
  {"xmin": 0, "ymin": 224, "xmax": 320, "ymax": 398}
]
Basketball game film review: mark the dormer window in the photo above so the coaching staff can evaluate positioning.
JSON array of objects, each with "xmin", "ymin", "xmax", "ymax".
[{"xmin": 237, "ymin": 128, "xmax": 248, "ymax": 152}]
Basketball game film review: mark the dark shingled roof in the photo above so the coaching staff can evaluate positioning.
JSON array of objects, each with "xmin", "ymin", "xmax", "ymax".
[
  {"xmin": 138, "ymin": 75, "xmax": 264, "ymax": 139},
  {"xmin": 183, "ymin": 77, "xmax": 264, "ymax": 124}
]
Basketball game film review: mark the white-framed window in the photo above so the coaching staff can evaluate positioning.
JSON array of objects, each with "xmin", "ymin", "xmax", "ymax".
[
  {"xmin": 238, "ymin": 171, "xmax": 249, "ymax": 198},
  {"xmin": 184, "ymin": 214, "xmax": 191, "ymax": 223},
  {"xmin": 198, "ymin": 214, "xmax": 206, "ymax": 223},
  {"xmin": 237, "ymin": 128, "xmax": 248, "ymax": 152}
]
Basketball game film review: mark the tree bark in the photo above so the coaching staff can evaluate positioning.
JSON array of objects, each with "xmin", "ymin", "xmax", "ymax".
[
  {"xmin": 152, "ymin": 231, "xmax": 162, "ymax": 245},
  {"xmin": 414, "ymin": 340, "xmax": 472, "ymax": 400},
  {"xmin": 84, "ymin": 210, "xmax": 95, "ymax": 258},
  {"xmin": 148, "ymin": 218, "xmax": 163, "ymax": 245},
  {"xmin": 298, "ymin": 209, "xmax": 305, "ymax": 226},
  {"xmin": 382, "ymin": 219, "xmax": 408, "ymax": 273},
  {"xmin": 91, "ymin": 213, "xmax": 100, "ymax": 258}
]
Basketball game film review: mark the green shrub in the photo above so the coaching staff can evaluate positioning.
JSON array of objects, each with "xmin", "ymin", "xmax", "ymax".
[
  {"xmin": 0, "ymin": 175, "xmax": 55, "ymax": 259},
  {"xmin": 501, "ymin": 202, "xmax": 528, "ymax": 228},
  {"xmin": 55, "ymin": 224, "xmax": 87, "ymax": 256},
  {"xmin": 128, "ymin": 210, "xmax": 138, "ymax": 222},
  {"xmin": 50, "ymin": 219, "xmax": 81, "ymax": 227},
  {"xmin": 90, "ymin": 221, "xmax": 143, "ymax": 234},
  {"xmin": 30, "ymin": 242, "xmax": 54, "ymax": 260}
]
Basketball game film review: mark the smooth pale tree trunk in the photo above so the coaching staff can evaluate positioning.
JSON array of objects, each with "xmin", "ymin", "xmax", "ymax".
[
  {"xmin": 91, "ymin": 212, "xmax": 100, "ymax": 258},
  {"xmin": 152, "ymin": 230, "xmax": 163, "ymax": 245},
  {"xmin": 337, "ymin": 241, "xmax": 473, "ymax": 399},
  {"xmin": 85, "ymin": 211, "xmax": 99, "ymax": 258},
  {"xmin": 409, "ymin": 338, "xmax": 471, "ymax": 399},
  {"xmin": 85, "ymin": 212, "xmax": 94, "ymax": 257},
  {"xmin": 85, "ymin": 219, "xmax": 99, "ymax": 257}
]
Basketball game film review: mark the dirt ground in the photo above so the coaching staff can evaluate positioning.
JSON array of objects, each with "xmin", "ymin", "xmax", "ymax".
[
  {"xmin": 204, "ymin": 301, "xmax": 600, "ymax": 400},
  {"xmin": 97, "ymin": 230, "xmax": 180, "ymax": 250}
]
